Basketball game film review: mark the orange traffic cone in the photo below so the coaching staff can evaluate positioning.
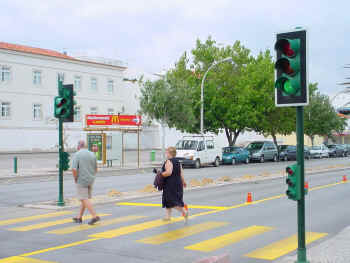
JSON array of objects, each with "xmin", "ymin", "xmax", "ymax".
[
  {"xmin": 343, "ymin": 175, "xmax": 347, "ymax": 182},
  {"xmin": 246, "ymin": 192, "xmax": 252, "ymax": 203}
]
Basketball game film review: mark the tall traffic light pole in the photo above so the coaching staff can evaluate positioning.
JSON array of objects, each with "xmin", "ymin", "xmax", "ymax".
[
  {"xmin": 275, "ymin": 28, "xmax": 308, "ymax": 263},
  {"xmin": 57, "ymin": 80, "xmax": 65, "ymax": 206},
  {"xmin": 54, "ymin": 80, "xmax": 75, "ymax": 206}
]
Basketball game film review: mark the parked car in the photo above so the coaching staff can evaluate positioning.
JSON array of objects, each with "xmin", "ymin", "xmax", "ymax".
[
  {"xmin": 245, "ymin": 141, "xmax": 278, "ymax": 163},
  {"xmin": 309, "ymin": 145, "xmax": 329, "ymax": 158},
  {"xmin": 222, "ymin": 146, "xmax": 250, "ymax": 165},
  {"xmin": 175, "ymin": 135, "xmax": 221, "ymax": 168},
  {"xmin": 279, "ymin": 145, "xmax": 311, "ymax": 161},
  {"xmin": 327, "ymin": 144, "xmax": 346, "ymax": 157},
  {"xmin": 304, "ymin": 146, "xmax": 311, "ymax": 160}
]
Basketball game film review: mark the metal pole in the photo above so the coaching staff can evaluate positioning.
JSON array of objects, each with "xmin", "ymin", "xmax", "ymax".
[
  {"xmin": 57, "ymin": 117, "xmax": 65, "ymax": 206},
  {"xmin": 122, "ymin": 131, "xmax": 125, "ymax": 168},
  {"xmin": 14, "ymin": 156, "xmax": 18, "ymax": 174},
  {"xmin": 161, "ymin": 122, "xmax": 166, "ymax": 162},
  {"xmin": 296, "ymin": 106, "xmax": 308, "ymax": 263},
  {"xmin": 137, "ymin": 128, "xmax": 140, "ymax": 168},
  {"xmin": 200, "ymin": 57, "xmax": 232, "ymax": 135}
]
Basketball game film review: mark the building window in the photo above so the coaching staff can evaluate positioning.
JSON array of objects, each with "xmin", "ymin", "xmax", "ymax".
[
  {"xmin": 74, "ymin": 106, "xmax": 81, "ymax": 121},
  {"xmin": 90, "ymin": 107, "xmax": 98, "ymax": 115},
  {"xmin": 107, "ymin": 80, "xmax": 114, "ymax": 94},
  {"xmin": 1, "ymin": 66, "xmax": 11, "ymax": 82},
  {"xmin": 0, "ymin": 102, "xmax": 11, "ymax": 118},
  {"xmin": 107, "ymin": 108, "xmax": 114, "ymax": 115},
  {"xmin": 33, "ymin": 104, "xmax": 42, "ymax": 120},
  {"xmin": 91, "ymin": 78, "xmax": 97, "ymax": 92},
  {"xmin": 74, "ymin": 76, "xmax": 81, "ymax": 91},
  {"xmin": 33, "ymin": 70, "xmax": 42, "ymax": 85}
]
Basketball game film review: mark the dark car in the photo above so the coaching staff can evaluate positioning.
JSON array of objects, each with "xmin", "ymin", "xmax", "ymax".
[
  {"xmin": 279, "ymin": 145, "xmax": 310, "ymax": 161},
  {"xmin": 327, "ymin": 144, "xmax": 347, "ymax": 157}
]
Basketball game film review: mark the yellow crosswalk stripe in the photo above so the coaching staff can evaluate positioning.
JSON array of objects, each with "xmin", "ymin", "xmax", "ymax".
[
  {"xmin": 89, "ymin": 216, "xmax": 186, "ymax": 239},
  {"xmin": 9, "ymin": 214, "xmax": 110, "ymax": 232},
  {"xmin": 117, "ymin": 202, "xmax": 228, "ymax": 210},
  {"xmin": 138, "ymin": 221, "xmax": 228, "ymax": 245},
  {"xmin": 185, "ymin": 225, "xmax": 273, "ymax": 252},
  {"xmin": 0, "ymin": 211, "xmax": 73, "ymax": 226},
  {"xmin": 0, "ymin": 256, "xmax": 57, "ymax": 263},
  {"xmin": 47, "ymin": 215, "xmax": 147, "ymax": 235},
  {"xmin": 245, "ymin": 232, "xmax": 328, "ymax": 260}
]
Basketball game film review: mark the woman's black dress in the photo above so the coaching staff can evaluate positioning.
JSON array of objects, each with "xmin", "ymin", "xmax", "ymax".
[{"xmin": 162, "ymin": 158, "xmax": 184, "ymax": 208}]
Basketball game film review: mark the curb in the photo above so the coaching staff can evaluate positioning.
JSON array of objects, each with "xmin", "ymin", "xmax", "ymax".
[{"xmin": 20, "ymin": 166, "xmax": 350, "ymax": 211}]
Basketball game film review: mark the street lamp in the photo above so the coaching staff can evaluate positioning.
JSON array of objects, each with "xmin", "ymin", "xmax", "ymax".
[{"xmin": 200, "ymin": 57, "xmax": 232, "ymax": 134}]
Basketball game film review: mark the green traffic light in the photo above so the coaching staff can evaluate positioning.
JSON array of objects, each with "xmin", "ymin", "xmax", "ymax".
[{"xmin": 275, "ymin": 76, "xmax": 300, "ymax": 96}]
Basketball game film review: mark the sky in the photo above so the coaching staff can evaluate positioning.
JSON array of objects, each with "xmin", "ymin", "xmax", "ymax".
[{"xmin": 1, "ymin": 0, "xmax": 350, "ymax": 98}]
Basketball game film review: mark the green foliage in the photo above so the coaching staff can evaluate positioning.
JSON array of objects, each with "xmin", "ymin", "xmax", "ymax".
[{"xmin": 304, "ymin": 83, "xmax": 347, "ymax": 144}]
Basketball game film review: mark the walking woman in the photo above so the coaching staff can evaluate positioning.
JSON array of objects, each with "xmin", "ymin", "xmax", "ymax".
[{"xmin": 161, "ymin": 146, "xmax": 188, "ymax": 221}]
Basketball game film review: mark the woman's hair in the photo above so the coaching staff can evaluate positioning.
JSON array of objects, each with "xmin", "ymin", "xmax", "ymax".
[{"xmin": 167, "ymin": 146, "xmax": 177, "ymax": 157}]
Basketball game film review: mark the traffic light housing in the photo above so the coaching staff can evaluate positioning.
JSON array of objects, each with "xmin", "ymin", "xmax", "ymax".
[
  {"xmin": 286, "ymin": 164, "xmax": 301, "ymax": 201},
  {"xmin": 275, "ymin": 29, "xmax": 308, "ymax": 107},
  {"xmin": 61, "ymin": 152, "xmax": 70, "ymax": 171},
  {"xmin": 54, "ymin": 82, "xmax": 75, "ymax": 122}
]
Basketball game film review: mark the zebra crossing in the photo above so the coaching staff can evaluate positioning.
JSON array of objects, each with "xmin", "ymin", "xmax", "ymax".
[{"xmin": 0, "ymin": 204, "xmax": 328, "ymax": 263}]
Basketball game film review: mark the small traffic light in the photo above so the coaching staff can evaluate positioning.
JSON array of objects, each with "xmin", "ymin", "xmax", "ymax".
[
  {"xmin": 286, "ymin": 164, "xmax": 301, "ymax": 201},
  {"xmin": 61, "ymin": 152, "xmax": 70, "ymax": 171},
  {"xmin": 275, "ymin": 29, "xmax": 308, "ymax": 106},
  {"xmin": 53, "ymin": 83, "xmax": 75, "ymax": 122}
]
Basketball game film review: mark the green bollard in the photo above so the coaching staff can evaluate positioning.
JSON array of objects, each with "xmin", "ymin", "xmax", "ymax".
[
  {"xmin": 150, "ymin": 150, "xmax": 156, "ymax": 162},
  {"xmin": 14, "ymin": 156, "xmax": 18, "ymax": 174}
]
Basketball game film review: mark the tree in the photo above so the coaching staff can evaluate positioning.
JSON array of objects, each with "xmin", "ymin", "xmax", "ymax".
[
  {"xmin": 304, "ymin": 83, "xmax": 347, "ymax": 145},
  {"xmin": 165, "ymin": 37, "xmax": 254, "ymax": 146},
  {"xmin": 241, "ymin": 50, "xmax": 296, "ymax": 153}
]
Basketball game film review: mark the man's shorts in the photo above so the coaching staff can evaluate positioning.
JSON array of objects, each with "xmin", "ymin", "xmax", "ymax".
[{"xmin": 76, "ymin": 184, "xmax": 93, "ymax": 200}]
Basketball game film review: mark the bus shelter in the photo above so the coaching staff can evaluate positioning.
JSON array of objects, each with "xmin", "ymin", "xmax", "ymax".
[{"xmin": 84, "ymin": 114, "xmax": 142, "ymax": 168}]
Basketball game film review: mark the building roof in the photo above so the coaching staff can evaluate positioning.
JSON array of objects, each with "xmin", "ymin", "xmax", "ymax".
[
  {"xmin": 0, "ymin": 42, "xmax": 75, "ymax": 60},
  {"xmin": 0, "ymin": 41, "xmax": 127, "ymax": 69}
]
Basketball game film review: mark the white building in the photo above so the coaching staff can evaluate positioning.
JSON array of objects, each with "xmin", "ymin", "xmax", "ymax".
[{"xmin": 0, "ymin": 42, "xmax": 161, "ymax": 152}]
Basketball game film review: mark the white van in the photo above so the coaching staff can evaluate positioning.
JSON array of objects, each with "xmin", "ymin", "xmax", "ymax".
[{"xmin": 175, "ymin": 135, "xmax": 221, "ymax": 168}]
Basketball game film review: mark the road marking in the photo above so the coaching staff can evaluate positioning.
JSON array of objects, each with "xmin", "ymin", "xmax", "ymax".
[
  {"xmin": 117, "ymin": 202, "xmax": 228, "ymax": 210},
  {"xmin": 245, "ymin": 232, "xmax": 328, "ymax": 260},
  {"xmin": 138, "ymin": 221, "xmax": 228, "ymax": 245},
  {"xmin": 9, "ymin": 214, "xmax": 110, "ymax": 232},
  {"xmin": 0, "ymin": 211, "xmax": 73, "ymax": 226},
  {"xmin": 89, "ymin": 216, "xmax": 186, "ymax": 239},
  {"xmin": 19, "ymin": 238, "xmax": 102, "ymax": 257},
  {"xmin": 0, "ymin": 256, "xmax": 57, "ymax": 263},
  {"xmin": 309, "ymin": 181, "xmax": 344, "ymax": 192},
  {"xmin": 185, "ymin": 225, "xmax": 273, "ymax": 252},
  {"xmin": 47, "ymin": 215, "xmax": 147, "ymax": 235}
]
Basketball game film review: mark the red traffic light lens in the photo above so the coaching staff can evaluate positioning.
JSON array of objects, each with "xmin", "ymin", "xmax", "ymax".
[
  {"xmin": 286, "ymin": 167, "xmax": 294, "ymax": 175},
  {"xmin": 275, "ymin": 39, "xmax": 295, "ymax": 57},
  {"xmin": 275, "ymin": 58, "xmax": 294, "ymax": 75}
]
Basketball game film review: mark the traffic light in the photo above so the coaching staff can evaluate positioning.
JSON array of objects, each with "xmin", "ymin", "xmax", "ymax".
[
  {"xmin": 275, "ymin": 29, "xmax": 308, "ymax": 107},
  {"xmin": 61, "ymin": 152, "xmax": 70, "ymax": 171},
  {"xmin": 286, "ymin": 164, "xmax": 301, "ymax": 201},
  {"xmin": 54, "ymin": 83, "xmax": 75, "ymax": 122}
]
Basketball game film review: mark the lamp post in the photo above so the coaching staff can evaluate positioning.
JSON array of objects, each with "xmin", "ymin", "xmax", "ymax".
[{"xmin": 200, "ymin": 57, "xmax": 232, "ymax": 134}]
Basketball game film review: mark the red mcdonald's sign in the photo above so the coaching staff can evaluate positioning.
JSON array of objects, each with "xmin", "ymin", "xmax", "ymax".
[{"xmin": 86, "ymin": 115, "xmax": 142, "ymax": 126}]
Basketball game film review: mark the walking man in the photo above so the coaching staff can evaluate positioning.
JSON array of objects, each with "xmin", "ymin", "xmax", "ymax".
[{"xmin": 71, "ymin": 140, "xmax": 100, "ymax": 225}]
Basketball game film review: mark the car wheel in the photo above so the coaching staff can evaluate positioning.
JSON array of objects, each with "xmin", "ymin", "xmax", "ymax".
[
  {"xmin": 260, "ymin": 156, "xmax": 265, "ymax": 163},
  {"xmin": 214, "ymin": 157, "xmax": 220, "ymax": 167},
  {"xmin": 245, "ymin": 158, "xmax": 249, "ymax": 164},
  {"xmin": 284, "ymin": 156, "xmax": 288, "ymax": 161},
  {"xmin": 194, "ymin": 159, "xmax": 201, "ymax": 169},
  {"xmin": 343, "ymin": 152, "xmax": 346, "ymax": 157},
  {"xmin": 232, "ymin": 158, "xmax": 236, "ymax": 165}
]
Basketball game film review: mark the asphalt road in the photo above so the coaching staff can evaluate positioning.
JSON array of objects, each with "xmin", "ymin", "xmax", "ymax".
[
  {"xmin": 0, "ymin": 157, "xmax": 349, "ymax": 207},
  {"xmin": 0, "ymin": 160, "xmax": 349, "ymax": 262}
]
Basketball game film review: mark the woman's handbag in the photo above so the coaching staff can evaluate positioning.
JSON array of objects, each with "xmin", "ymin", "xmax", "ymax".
[{"xmin": 153, "ymin": 168, "xmax": 164, "ymax": 191}]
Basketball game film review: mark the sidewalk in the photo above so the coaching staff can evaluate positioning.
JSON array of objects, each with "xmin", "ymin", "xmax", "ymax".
[
  {"xmin": 0, "ymin": 162, "xmax": 162, "ymax": 179},
  {"xmin": 278, "ymin": 226, "xmax": 350, "ymax": 263}
]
